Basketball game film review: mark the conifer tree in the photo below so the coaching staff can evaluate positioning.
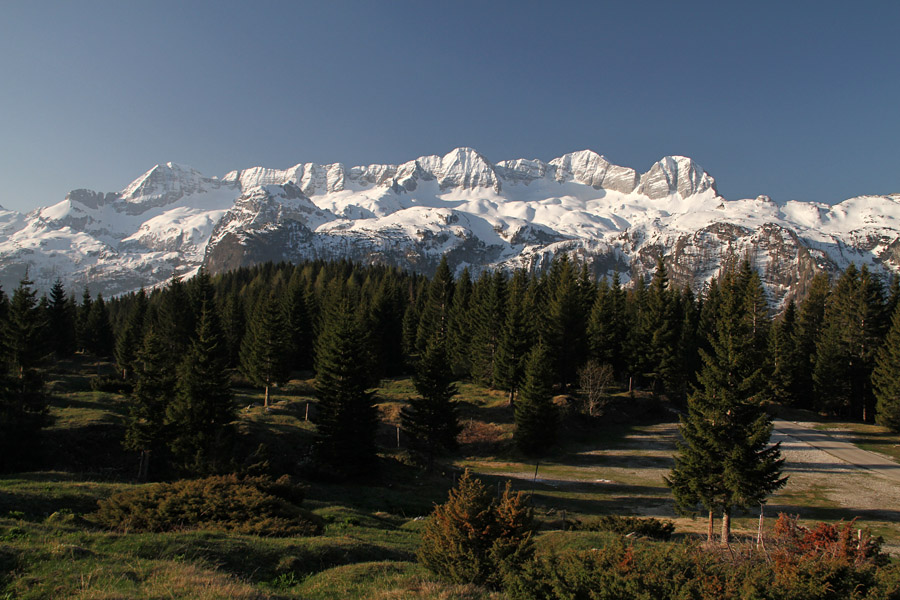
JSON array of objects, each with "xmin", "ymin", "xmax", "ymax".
[
  {"xmin": 401, "ymin": 336, "xmax": 461, "ymax": 470},
  {"xmin": 676, "ymin": 285, "xmax": 701, "ymax": 400},
  {"xmin": 873, "ymin": 302, "xmax": 900, "ymax": 431},
  {"xmin": 166, "ymin": 300, "xmax": 235, "ymax": 474},
  {"xmin": 514, "ymin": 342, "xmax": 557, "ymax": 456},
  {"xmin": 447, "ymin": 267, "xmax": 474, "ymax": 378},
  {"xmin": 494, "ymin": 270, "xmax": 533, "ymax": 405},
  {"xmin": 587, "ymin": 272, "xmax": 628, "ymax": 377},
  {"xmin": 418, "ymin": 470, "xmax": 534, "ymax": 588},
  {"xmin": 470, "ymin": 270, "xmax": 507, "ymax": 386},
  {"xmin": 415, "ymin": 256, "xmax": 454, "ymax": 356},
  {"xmin": 545, "ymin": 255, "xmax": 588, "ymax": 388},
  {"xmin": 314, "ymin": 298, "xmax": 379, "ymax": 476},
  {"xmin": 624, "ymin": 274, "xmax": 649, "ymax": 385},
  {"xmin": 47, "ymin": 278, "xmax": 76, "ymax": 358},
  {"xmin": 76, "ymin": 287, "xmax": 93, "ymax": 353},
  {"xmin": 666, "ymin": 259, "xmax": 786, "ymax": 544},
  {"xmin": 643, "ymin": 257, "xmax": 680, "ymax": 396},
  {"xmin": 84, "ymin": 293, "xmax": 115, "ymax": 357},
  {"xmin": 124, "ymin": 326, "xmax": 175, "ymax": 480},
  {"xmin": 769, "ymin": 300, "xmax": 804, "ymax": 406},
  {"xmin": 220, "ymin": 294, "xmax": 246, "ymax": 369},
  {"xmin": 114, "ymin": 289, "xmax": 148, "ymax": 379},
  {"xmin": 239, "ymin": 294, "xmax": 291, "ymax": 409},
  {"xmin": 813, "ymin": 265, "xmax": 885, "ymax": 419},
  {"xmin": 0, "ymin": 277, "xmax": 51, "ymax": 471},
  {"xmin": 401, "ymin": 278, "xmax": 426, "ymax": 364},
  {"xmin": 282, "ymin": 280, "xmax": 313, "ymax": 372},
  {"xmin": 366, "ymin": 276, "xmax": 405, "ymax": 378},
  {"xmin": 156, "ymin": 272, "xmax": 195, "ymax": 361},
  {"xmin": 3, "ymin": 277, "xmax": 49, "ymax": 377},
  {"xmin": 793, "ymin": 272, "xmax": 830, "ymax": 408}
]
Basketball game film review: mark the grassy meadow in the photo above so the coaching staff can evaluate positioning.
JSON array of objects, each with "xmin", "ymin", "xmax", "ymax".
[{"xmin": 1, "ymin": 358, "xmax": 899, "ymax": 599}]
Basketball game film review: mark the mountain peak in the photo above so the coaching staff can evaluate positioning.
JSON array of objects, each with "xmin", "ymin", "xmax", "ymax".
[
  {"xmin": 549, "ymin": 150, "xmax": 638, "ymax": 193},
  {"xmin": 119, "ymin": 162, "xmax": 215, "ymax": 210},
  {"xmin": 437, "ymin": 147, "xmax": 500, "ymax": 192},
  {"xmin": 637, "ymin": 155, "xmax": 717, "ymax": 199}
]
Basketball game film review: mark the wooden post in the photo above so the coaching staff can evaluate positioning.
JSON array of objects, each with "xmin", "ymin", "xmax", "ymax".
[
  {"xmin": 529, "ymin": 461, "xmax": 540, "ymax": 504},
  {"xmin": 756, "ymin": 505, "xmax": 765, "ymax": 551},
  {"xmin": 305, "ymin": 402, "xmax": 309, "ymax": 421},
  {"xmin": 396, "ymin": 425, "xmax": 400, "ymax": 449}
]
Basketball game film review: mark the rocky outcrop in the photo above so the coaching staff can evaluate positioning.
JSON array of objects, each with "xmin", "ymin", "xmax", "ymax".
[
  {"xmin": 637, "ymin": 156, "xmax": 717, "ymax": 199},
  {"xmin": 550, "ymin": 150, "xmax": 639, "ymax": 193}
]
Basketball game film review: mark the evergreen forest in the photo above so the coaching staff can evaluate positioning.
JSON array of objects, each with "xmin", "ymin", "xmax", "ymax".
[{"xmin": 2, "ymin": 255, "xmax": 900, "ymax": 598}]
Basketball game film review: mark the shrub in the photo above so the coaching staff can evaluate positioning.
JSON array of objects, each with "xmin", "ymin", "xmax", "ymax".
[
  {"xmin": 506, "ymin": 521, "xmax": 896, "ymax": 600},
  {"xmin": 89, "ymin": 375, "xmax": 133, "ymax": 394},
  {"xmin": 418, "ymin": 470, "xmax": 534, "ymax": 589},
  {"xmin": 770, "ymin": 513, "xmax": 886, "ymax": 566},
  {"xmin": 577, "ymin": 515, "xmax": 675, "ymax": 540},
  {"xmin": 94, "ymin": 474, "xmax": 323, "ymax": 537}
]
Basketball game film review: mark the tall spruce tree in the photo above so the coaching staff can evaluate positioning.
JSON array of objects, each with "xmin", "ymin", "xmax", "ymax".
[
  {"xmin": 366, "ymin": 276, "xmax": 405, "ymax": 378},
  {"xmin": 587, "ymin": 273, "xmax": 628, "ymax": 378},
  {"xmin": 415, "ymin": 256, "xmax": 454, "ymax": 356},
  {"xmin": 156, "ymin": 272, "xmax": 195, "ymax": 361},
  {"xmin": 514, "ymin": 342, "xmax": 557, "ymax": 456},
  {"xmin": 124, "ymin": 326, "xmax": 175, "ymax": 480},
  {"xmin": 643, "ymin": 257, "xmax": 680, "ymax": 396},
  {"xmin": 769, "ymin": 300, "xmax": 804, "ymax": 406},
  {"xmin": 793, "ymin": 272, "xmax": 830, "ymax": 409},
  {"xmin": 400, "ymin": 336, "xmax": 461, "ymax": 471},
  {"xmin": 447, "ymin": 267, "xmax": 474, "ymax": 378},
  {"xmin": 873, "ymin": 302, "xmax": 900, "ymax": 431},
  {"xmin": 624, "ymin": 275, "xmax": 649, "ymax": 386},
  {"xmin": 166, "ymin": 300, "xmax": 235, "ymax": 475},
  {"xmin": 282, "ymin": 279, "xmax": 313, "ymax": 372},
  {"xmin": 84, "ymin": 293, "xmax": 114, "ymax": 357},
  {"xmin": 314, "ymin": 298, "xmax": 379, "ymax": 476},
  {"xmin": 813, "ymin": 265, "xmax": 885, "ymax": 419},
  {"xmin": 114, "ymin": 289, "xmax": 148, "ymax": 379},
  {"xmin": 470, "ymin": 270, "xmax": 507, "ymax": 387},
  {"xmin": 3, "ymin": 277, "xmax": 49, "ymax": 377},
  {"xmin": 675, "ymin": 285, "xmax": 701, "ymax": 402},
  {"xmin": 239, "ymin": 294, "xmax": 291, "ymax": 409},
  {"xmin": 220, "ymin": 294, "xmax": 246, "ymax": 369},
  {"xmin": 494, "ymin": 270, "xmax": 533, "ymax": 406},
  {"xmin": 47, "ymin": 278, "xmax": 76, "ymax": 358},
  {"xmin": 545, "ymin": 255, "xmax": 588, "ymax": 388},
  {"xmin": 0, "ymin": 277, "xmax": 51, "ymax": 471},
  {"xmin": 665, "ymin": 259, "xmax": 786, "ymax": 544},
  {"xmin": 76, "ymin": 287, "xmax": 93, "ymax": 353}
]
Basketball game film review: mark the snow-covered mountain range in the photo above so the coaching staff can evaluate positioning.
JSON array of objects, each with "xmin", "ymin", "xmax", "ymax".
[{"xmin": 2, "ymin": 147, "xmax": 899, "ymax": 306}]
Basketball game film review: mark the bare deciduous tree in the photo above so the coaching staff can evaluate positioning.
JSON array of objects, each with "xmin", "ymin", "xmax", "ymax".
[{"xmin": 578, "ymin": 360, "xmax": 614, "ymax": 417}]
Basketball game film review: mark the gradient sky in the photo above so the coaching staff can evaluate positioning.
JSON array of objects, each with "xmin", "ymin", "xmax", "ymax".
[{"xmin": 1, "ymin": 0, "xmax": 898, "ymax": 213}]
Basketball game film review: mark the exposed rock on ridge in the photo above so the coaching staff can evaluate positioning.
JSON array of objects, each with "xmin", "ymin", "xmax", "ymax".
[{"xmin": 0, "ymin": 148, "xmax": 897, "ymax": 309}]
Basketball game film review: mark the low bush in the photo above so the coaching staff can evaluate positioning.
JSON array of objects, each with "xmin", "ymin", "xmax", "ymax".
[
  {"xmin": 89, "ymin": 376, "xmax": 133, "ymax": 394},
  {"xmin": 94, "ymin": 474, "xmax": 323, "ymax": 537},
  {"xmin": 576, "ymin": 515, "xmax": 675, "ymax": 540},
  {"xmin": 770, "ymin": 513, "xmax": 886, "ymax": 566},
  {"xmin": 506, "ymin": 522, "xmax": 898, "ymax": 600},
  {"xmin": 418, "ymin": 470, "xmax": 534, "ymax": 589}
]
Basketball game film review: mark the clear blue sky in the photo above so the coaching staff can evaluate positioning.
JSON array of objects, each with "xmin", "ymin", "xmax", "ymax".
[{"xmin": 1, "ymin": 0, "xmax": 898, "ymax": 212}]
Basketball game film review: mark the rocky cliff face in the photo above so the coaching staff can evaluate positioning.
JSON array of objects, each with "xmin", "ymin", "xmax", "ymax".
[{"xmin": 1, "ymin": 148, "xmax": 897, "ymax": 307}]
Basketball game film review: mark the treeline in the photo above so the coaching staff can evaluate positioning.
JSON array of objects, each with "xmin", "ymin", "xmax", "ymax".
[{"xmin": 3, "ymin": 255, "xmax": 900, "ymax": 474}]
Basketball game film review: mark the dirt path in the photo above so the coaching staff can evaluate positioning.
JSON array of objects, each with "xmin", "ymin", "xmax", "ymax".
[{"xmin": 773, "ymin": 419, "xmax": 900, "ymax": 483}]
